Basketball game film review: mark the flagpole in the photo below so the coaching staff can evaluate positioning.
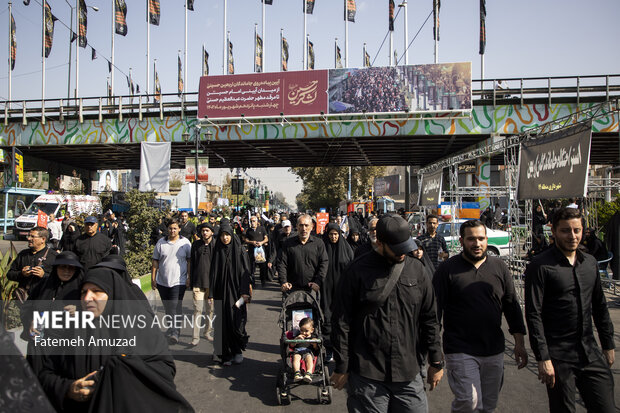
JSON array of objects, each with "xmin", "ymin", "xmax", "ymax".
[
  {"xmin": 434, "ymin": 0, "xmax": 439, "ymax": 63},
  {"xmin": 389, "ymin": 32, "xmax": 393, "ymax": 66},
  {"xmin": 75, "ymin": 0, "xmax": 79, "ymax": 100},
  {"xmin": 344, "ymin": 1, "xmax": 348, "ymax": 68},
  {"xmin": 8, "ymin": 1, "xmax": 12, "ymax": 104},
  {"xmin": 153, "ymin": 58, "xmax": 156, "ymax": 93},
  {"xmin": 110, "ymin": 0, "xmax": 114, "ymax": 96},
  {"xmin": 363, "ymin": 42, "xmax": 366, "ymax": 66},
  {"xmin": 223, "ymin": 0, "xmax": 227, "ymax": 75},
  {"xmin": 403, "ymin": 1, "xmax": 408, "ymax": 65},
  {"xmin": 262, "ymin": 0, "xmax": 265, "ymax": 72},
  {"xmin": 146, "ymin": 0, "xmax": 150, "ymax": 96},
  {"xmin": 280, "ymin": 28, "xmax": 283, "ymax": 71},
  {"xmin": 41, "ymin": 0, "xmax": 45, "ymax": 122},
  {"xmin": 303, "ymin": 0, "xmax": 307, "ymax": 70}
]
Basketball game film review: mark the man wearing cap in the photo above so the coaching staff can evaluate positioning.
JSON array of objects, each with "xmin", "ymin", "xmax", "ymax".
[
  {"xmin": 433, "ymin": 219, "xmax": 527, "ymax": 413},
  {"xmin": 331, "ymin": 215, "xmax": 444, "ymax": 412},
  {"xmin": 278, "ymin": 215, "xmax": 328, "ymax": 293},
  {"xmin": 189, "ymin": 222, "xmax": 216, "ymax": 346},
  {"xmin": 73, "ymin": 216, "xmax": 112, "ymax": 271}
]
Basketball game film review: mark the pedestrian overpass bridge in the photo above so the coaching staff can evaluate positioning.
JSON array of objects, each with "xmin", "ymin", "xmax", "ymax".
[{"xmin": 1, "ymin": 74, "xmax": 619, "ymax": 174}]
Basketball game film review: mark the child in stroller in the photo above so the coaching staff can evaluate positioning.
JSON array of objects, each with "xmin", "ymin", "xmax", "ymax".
[
  {"xmin": 276, "ymin": 290, "xmax": 333, "ymax": 405},
  {"xmin": 291, "ymin": 317, "xmax": 318, "ymax": 383}
]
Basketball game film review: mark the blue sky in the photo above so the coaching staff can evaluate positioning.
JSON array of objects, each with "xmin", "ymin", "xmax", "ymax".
[
  {"xmin": 1, "ymin": 0, "xmax": 619, "ymax": 205},
  {"xmin": 2, "ymin": 0, "xmax": 619, "ymax": 100}
]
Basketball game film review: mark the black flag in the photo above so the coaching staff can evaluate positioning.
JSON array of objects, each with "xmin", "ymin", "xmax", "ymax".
[
  {"xmin": 228, "ymin": 41, "xmax": 234, "ymax": 74},
  {"xmin": 305, "ymin": 0, "xmax": 315, "ymax": 14},
  {"xmin": 262, "ymin": 0, "xmax": 273, "ymax": 4},
  {"xmin": 345, "ymin": 0, "xmax": 356, "ymax": 22},
  {"xmin": 203, "ymin": 49, "xmax": 209, "ymax": 76},
  {"xmin": 10, "ymin": 13, "xmax": 16, "ymax": 70},
  {"xmin": 479, "ymin": 0, "xmax": 486, "ymax": 54},
  {"xmin": 433, "ymin": 0, "xmax": 440, "ymax": 41},
  {"xmin": 187, "ymin": 0, "xmax": 194, "ymax": 11},
  {"xmin": 115, "ymin": 0, "xmax": 128, "ymax": 36},
  {"xmin": 308, "ymin": 41, "xmax": 315, "ymax": 70},
  {"xmin": 78, "ymin": 0, "xmax": 87, "ymax": 48},
  {"xmin": 149, "ymin": 0, "xmax": 160, "ymax": 26},
  {"xmin": 44, "ymin": 2, "xmax": 57, "ymax": 58},
  {"xmin": 388, "ymin": 0, "xmax": 395, "ymax": 31},
  {"xmin": 91, "ymin": 47, "xmax": 97, "ymax": 60}
]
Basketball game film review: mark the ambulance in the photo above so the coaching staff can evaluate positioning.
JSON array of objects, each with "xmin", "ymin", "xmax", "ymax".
[{"xmin": 13, "ymin": 194, "xmax": 102, "ymax": 240}]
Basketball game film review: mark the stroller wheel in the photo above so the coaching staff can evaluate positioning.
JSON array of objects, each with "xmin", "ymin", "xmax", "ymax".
[
  {"xmin": 316, "ymin": 386, "xmax": 323, "ymax": 403},
  {"xmin": 326, "ymin": 385, "xmax": 333, "ymax": 404}
]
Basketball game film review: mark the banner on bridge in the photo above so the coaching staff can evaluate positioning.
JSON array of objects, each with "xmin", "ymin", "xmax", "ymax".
[
  {"xmin": 517, "ymin": 121, "xmax": 592, "ymax": 200},
  {"xmin": 374, "ymin": 174, "xmax": 400, "ymax": 196},
  {"xmin": 418, "ymin": 169, "xmax": 443, "ymax": 207},
  {"xmin": 197, "ymin": 62, "xmax": 471, "ymax": 119}
]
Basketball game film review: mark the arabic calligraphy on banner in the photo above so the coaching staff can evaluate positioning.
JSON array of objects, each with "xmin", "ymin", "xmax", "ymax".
[
  {"xmin": 517, "ymin": 121, "xmax": 592, "ymax": 200},
  {"xmin": 418, "ymin": 169, "xmax": 443, "ymax": 207},
  {"xmin": 198, "ymin": 71, "xmax": 328, "ymax": 118}
]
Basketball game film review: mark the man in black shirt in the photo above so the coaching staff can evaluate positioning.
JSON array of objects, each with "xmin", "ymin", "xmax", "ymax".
[
  {"xmin": 179, "ymin": 211, "xmax": 197, "ymax": 241},
  {"xmin": 189, "ymin": 223, "xmax": 216, "ymax": 346},
  {"xmin": 417, "ymin": 214, "xmax": 449, "ymax": 270},
  {"xmin": 331, "ymin": 215, "xmax": 443, "ymax": 412},
  {"xmin": 525, "ymin": 207, "xmax": 616, "ymax": 413},
  {"xmin": 433, "ymin": 219, "xmax": 527, "ymax": 413},
  {"xmin": 278, "ymin": 215, "xmax": 328, "ymax": 293},
  {"xmin": 7, "ymin": 226, "xmax": 57, "ymax": 294},
  {"xmin": 244, "ymin": 216, "xmax": 269, "ymax": 286},
  {"xmin": 73, "ymin": 216, "xmax": 112, "ymax": 271}
]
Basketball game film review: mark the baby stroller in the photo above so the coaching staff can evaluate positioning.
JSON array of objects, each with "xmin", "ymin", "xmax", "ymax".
[{"xmin": 275, "ymin": 289, "xmax": 333, "ymax": 405}]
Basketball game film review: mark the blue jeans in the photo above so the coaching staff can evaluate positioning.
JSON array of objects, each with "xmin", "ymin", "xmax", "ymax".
[
  {"xmin": 347, "ymin": 372, "xmax": 428, "ymax": 413},
  {"xmin": 157, "ymin": 284, "xmax": 186, "ymax": 337}
]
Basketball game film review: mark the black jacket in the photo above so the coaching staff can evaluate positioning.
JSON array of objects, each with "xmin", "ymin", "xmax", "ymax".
[
  {"xmin": 7, "ymin": 247, "xmax": 57, "ymax": 290},
  {"xmin": 73, "ymin": 232, "xmax": 112, "ymax": 271},
  {"xmin": 525, "ymin": 246, "xmax": 615, "ymax": 363},
  {"xmin": 190, "ymin": 238, "xmax": 215, "ymax": 289},
  {"xmin": 331, "ymin": 251, "xmax": 442, "ymax": 382}
]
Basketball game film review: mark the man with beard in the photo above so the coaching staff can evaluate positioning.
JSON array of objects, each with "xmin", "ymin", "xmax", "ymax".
[
  {"xmin": 417, "ymin": 214, "xmax": 449, "ymax": 270},
  {"xmin": 525, "ymin": 208, "xmax": 616, "ymax": 413},
  {"xmin": 73, "ymin": 216, "xmax": 112, "ymax": 271},
  {"xmin": 331, "ymin": 215, "xmax": 443, "ymax": 412},
  {"xmin": 354, "ymin": 217, "xmax": 379, "ymax": 257},
  {"xmin": 278, "ymin": 215, "xmax": 328, "ymax": 293},
  {"xmin": 189, "ymin": 223, "xmax": 216, "ymax": 346},
  {"xmin": 433, "ymin": 219, "xmax": 527, "ymax": 413},
  {"xmin": 179, "ymin": 211, "xmax": 197, "ymax": 241},
  {"xmin": 8, "ymin": 226, "xmax": 57, "ymax": 298}
]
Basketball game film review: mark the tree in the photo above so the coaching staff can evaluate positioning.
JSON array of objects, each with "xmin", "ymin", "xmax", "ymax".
[
  {"xmin": 290, "ymin": 166, "xmax": 386, "ymax": 211},
  {"xmin": 123, "ymin": 190, "xmax": 166, "ymax": 278}
]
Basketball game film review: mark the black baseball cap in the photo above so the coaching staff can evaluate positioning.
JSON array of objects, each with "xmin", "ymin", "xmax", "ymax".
[{"xmin": 376, "ymin": 215, "xmax": 417, "ymax": 255}]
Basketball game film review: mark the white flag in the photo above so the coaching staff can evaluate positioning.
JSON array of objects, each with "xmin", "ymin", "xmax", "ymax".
[{"xmin": 139, "ymin": 142, "xmax": 171, "ymax": 192}]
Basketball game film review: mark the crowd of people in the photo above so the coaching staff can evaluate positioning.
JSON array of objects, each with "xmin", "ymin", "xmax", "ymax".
[
  {"xmin": 3, "ymin": 201, "xmax": 616, "ymax": 412},
  {"xmin": 338, "ymin": 67, "xmax": 408, "ymax": 113}
]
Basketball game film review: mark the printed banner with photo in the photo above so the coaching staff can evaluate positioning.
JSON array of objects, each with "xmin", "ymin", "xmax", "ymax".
[
  {"xmin": 198, "ymin": 70, "xmax": 328, "ymax": 118},
  {"xmin": 374, "ymin": 174, "xmax": 400, "ymax": 196},
  {"xmin": 418, "ymin": 169, "xmax": 443, "ymax": 207},
  {"xmin": 328, "ymin": 62, "xmax": 471, "ymax": 114},
  {"xmin": 198, "ymin": 62, "xmax": 470, "ymax": 119},
  {"xmin": 517, "ymin": 122, "xmax": 592, "ymax": 200},
  {"xmin": 98, "ymin": 170, "xmax": 118, "ymax": 192}
]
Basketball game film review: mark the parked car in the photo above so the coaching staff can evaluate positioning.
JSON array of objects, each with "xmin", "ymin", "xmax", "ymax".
[{"xmin": 437, "ymin": 219, "xmax": 511, "ymax": 257}]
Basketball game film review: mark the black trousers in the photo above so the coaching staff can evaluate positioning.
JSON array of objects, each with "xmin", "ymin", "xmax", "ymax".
[
  {"xmin": 249, "ymin": 256, "xmax": 269, "ymax": 284},
  {"xmin": 547, "ymin": 355, "xmax": 616, "ymax": 413}
]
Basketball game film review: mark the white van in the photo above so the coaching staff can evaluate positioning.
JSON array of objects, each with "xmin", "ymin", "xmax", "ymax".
[{"xmin": 14, "ymin": 194, "xmax": 102, "ymax": 240}]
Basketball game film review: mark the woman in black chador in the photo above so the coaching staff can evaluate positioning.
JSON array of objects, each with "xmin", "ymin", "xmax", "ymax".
[
  {"xmin": 321, "ymin": 223, "xmax": 354, "ymax": 359},
  {"xmin": 37, "ymin": 267, "xmax": 193, "ymax": 413},
  {"xmin": 209, "ymin": 223, "xmax": 252, "ymax": 366}
]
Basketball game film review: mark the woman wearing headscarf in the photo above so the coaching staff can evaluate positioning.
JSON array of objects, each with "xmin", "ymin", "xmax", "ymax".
[
  {"xmin": 209, "ymin": 223, "xmax": 252, "ymax": 366},
  {"xmin": 37, "ymin": 267, "xmax": 193, "ymax": 413},
  {"xmin": 346, "ymin": 221, "xmax": 364, "ymax": 252},
  {"xmin": 21, "ymin": 251, "xmax": 84, "ymax": 373},
  {"xmin": 322, "ymin": 223, "xmax": 354, "ymax": 361}
]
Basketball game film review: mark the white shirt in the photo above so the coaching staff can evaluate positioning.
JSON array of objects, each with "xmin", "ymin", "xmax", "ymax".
[{"xmin": 153, "ymin": 237, "xmax": 192, "ymax": 287}]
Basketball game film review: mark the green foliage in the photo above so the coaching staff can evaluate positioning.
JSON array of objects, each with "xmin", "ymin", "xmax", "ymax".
[
  {"xmin": 290, "ymin": 166, "xmax": 386, "ymax": 212},
  {"xmin": 123, "ymin": 190, "xmax": 166, "ymax": 278},
  {"xmin": 0, "ymin": 242, "xmax": 19, "ymax": 329},
  {"xmin": 594, "ymin": 195, "xmax": 620, "ymax": 234}
]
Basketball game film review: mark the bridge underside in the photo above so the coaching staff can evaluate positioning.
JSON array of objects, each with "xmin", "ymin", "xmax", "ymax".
[{"xmin": 16, "ymin": 131, "xmax": 619, "ymax": 171}]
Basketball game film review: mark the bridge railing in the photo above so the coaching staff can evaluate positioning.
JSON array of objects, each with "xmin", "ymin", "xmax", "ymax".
[{"xmin": 2, "ymin": 74, "xmax": 620, "ymax": 125}]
